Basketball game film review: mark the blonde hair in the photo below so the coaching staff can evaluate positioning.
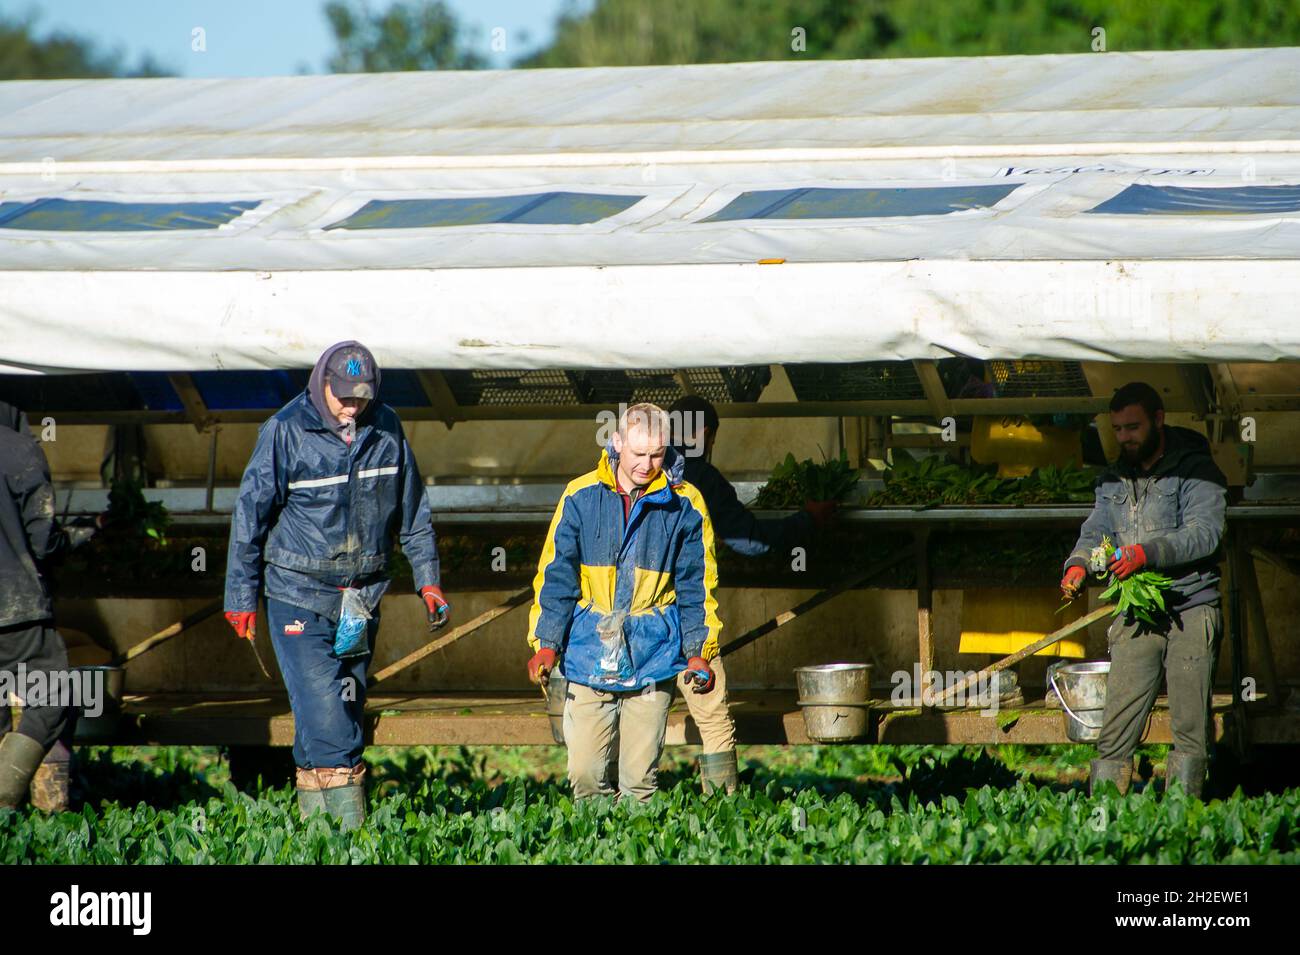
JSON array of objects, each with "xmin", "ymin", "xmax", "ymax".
[{"xmin": 618, "ymin": 402, "xmax": 670, "ymax": 441}]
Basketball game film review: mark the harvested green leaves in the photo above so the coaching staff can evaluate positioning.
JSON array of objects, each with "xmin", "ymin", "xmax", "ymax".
[
  {"xmin": 754, "ymin": 448, "xmax": 860, "ymax": 508},
  {"xmin": 868, "ymin": 451, "xmax": 1096, "ymax": 508}
]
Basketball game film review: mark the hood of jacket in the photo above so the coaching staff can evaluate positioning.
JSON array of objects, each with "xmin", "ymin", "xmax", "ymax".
[
  {"xmin": 599, "ymin": 440, "xmax": 686, "ymax": 497},
  {"xmin": 1116, "ymin": 424, "xmax": 1212, "ymax": 478},
  {"xmin": 307, "ymin": 341, "xmax": 381, "ymax": 436},
  {"xmin": 0, "ymin": 399, "xmax": 29, "ymax": 435}
]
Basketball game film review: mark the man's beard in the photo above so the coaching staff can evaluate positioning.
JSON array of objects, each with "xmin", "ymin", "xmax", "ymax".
[{"xmin": 1120, "ymin": 427, "xmax": 1161, "ymax": 466}]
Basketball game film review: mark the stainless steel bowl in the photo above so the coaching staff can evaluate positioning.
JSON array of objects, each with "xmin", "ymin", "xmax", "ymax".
[
  {"xmin": 794, "ymin": 663, "xmax": 873, "ymax": 705},
  {"xmin": 799, "ymin": 702, "xmax": 871, "ymax": 742},
  {"xmin": 1050, "ymin": 661, "xmax": 1110, "ymax": 710},
  {"xmin": 1048, "ymin": 661, "xmax": 1110, "ymax": 743},
  {"xmin": 543, "ymin": 670, "xmax": 567, "ymax": 745}
]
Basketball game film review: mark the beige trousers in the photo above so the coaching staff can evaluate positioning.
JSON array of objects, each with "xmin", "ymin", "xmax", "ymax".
[
  {"xmin": 677, "ymin": 655, "xmax": 736, "ymax": 754},
  {"xmin": 564, "ymin": 679, "xmax": 674, "ymax": 802}
]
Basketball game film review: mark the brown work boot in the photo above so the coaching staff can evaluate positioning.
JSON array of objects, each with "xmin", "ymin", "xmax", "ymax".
[
  {"xmin": 29, "ymin": 761, "xmax": 70, "ymax": 813},
  {"xmin": 317, "ymin": 765, "xmax": 367, "ymax": 831},
  {"xmin": 295, "ymin": 766, "xmax": 326, "ymax": 821}
]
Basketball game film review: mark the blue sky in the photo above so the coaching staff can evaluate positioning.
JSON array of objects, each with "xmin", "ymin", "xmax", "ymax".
[{"xmin": 3, "ymin": 0, "xmax": 573, "ymax": 75}]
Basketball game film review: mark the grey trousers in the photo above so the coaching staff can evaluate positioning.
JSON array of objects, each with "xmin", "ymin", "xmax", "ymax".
[
  {"xmin": 1097, "ymin": 603, "xmax": 1223, "ymax": 761},
  {"xmin": 564, "ymin": 679, "xmax": 674, "ymax": 802}
]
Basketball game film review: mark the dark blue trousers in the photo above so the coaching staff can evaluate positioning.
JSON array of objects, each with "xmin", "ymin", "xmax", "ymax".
[{"xmin": 266, "ymin": 598, "xmax": 378, "ymax": 769}]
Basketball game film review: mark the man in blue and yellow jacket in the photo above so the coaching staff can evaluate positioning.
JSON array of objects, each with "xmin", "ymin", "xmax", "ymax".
[{"xmin": 526, "ymin": 402, "xmax": 721, "ymax": 802}]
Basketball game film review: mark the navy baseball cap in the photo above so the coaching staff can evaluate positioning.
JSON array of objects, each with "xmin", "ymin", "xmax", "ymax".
[{"xmin": 325, "ymin": 345, "xmax": 376, "ymax": 399}]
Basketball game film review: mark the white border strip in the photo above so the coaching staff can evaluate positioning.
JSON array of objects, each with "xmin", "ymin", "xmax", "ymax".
[{"xmin": 2, "ymin": 141, "xmax": 1298, "ymax": 176}]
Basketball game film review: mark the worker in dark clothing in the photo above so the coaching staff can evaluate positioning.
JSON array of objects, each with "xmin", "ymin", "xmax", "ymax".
[
  {"xmin": 224, "ymin": 341, "xmax": 446, "ymax": 830},
  {"xmin": 1061, "ymin": 382, "xmax": 1228, "ymax": 799},
  {"xmin": 666, "ymin": 396, "xmax": 834, "ymax": 793},
  {"xmin": 0, "ymin": 400, "xmax": 96, "ymax": 811}
]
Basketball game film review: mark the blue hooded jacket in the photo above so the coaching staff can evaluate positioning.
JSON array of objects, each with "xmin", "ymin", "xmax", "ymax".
[
  {"xmin": 1065, "ymin": 425, "xmax": 1227, "ymax": 614},
  {"xmin": 526, "ymin": 442, "xmax": 721, "ymax": 690},
  {"xmin": 223, "ymin": 343, "xmax": 439, "ymax": 621}
]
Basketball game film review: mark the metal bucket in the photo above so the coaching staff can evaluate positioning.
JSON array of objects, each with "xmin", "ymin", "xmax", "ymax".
[
  {"xmin": 71, "ymin": 665, "xmax": 125, "ymax": 743},
  {"xmin": 1048, "ymin": 661, "xmax": 1110, "ymax": 743},
  {"xmin": 543, "ymin": 669, "xmax": 567, "ymax": 745},
  {"xmin": 795, "ymin": 663, "xmax": 873, "ymax": 705},
  {"xmin": 798, "ymin": 703, "xmax": 871, "ymax": 742}
]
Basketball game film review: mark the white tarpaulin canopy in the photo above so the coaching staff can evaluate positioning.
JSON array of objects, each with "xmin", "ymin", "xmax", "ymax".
[{"xmin": 1, "ymin": 47, "xmax": 1299, "ymax": 373}]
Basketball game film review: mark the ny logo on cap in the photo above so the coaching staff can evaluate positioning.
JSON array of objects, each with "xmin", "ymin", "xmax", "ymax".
[{"xmin": 347, "ymin": 358, "xmax": 362, "ymax": 377}]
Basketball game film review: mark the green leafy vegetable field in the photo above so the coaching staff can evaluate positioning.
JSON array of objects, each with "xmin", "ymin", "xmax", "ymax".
[{"xmin": 2, "ymin": 745, "xmax": 1297, "ymax": 864}]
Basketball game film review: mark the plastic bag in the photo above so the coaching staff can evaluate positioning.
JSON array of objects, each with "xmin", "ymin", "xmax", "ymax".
[
  {"xmin": 333, "ymin": 587, "xmax": 372, "ymax": 658},
  {"xmin": 590, "ymin": 609, "xmax": 635, "ymax": 687}
]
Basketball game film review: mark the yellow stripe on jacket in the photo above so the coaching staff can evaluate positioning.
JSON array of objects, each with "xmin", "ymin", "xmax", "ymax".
[
  {"xmin": 527, "ymin": 470, "xmax": 601, "ymax": 651},
  {"xmin": 672, "ymin": 480, "xmax": 723, "ymax": 661}
]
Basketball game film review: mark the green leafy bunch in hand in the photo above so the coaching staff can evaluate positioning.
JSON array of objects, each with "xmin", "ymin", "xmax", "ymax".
[{"xmin": 1089, "ymin": 535, "xmax": 1174, "ymax": 625}]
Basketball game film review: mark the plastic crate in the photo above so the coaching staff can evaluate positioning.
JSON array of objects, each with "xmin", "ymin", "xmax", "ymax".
[
  {"xmin": 988, "ymin": 360, "xmax": 1091, "ymax": 398},
  {"xmin": 785, "ymin": 362, "xmax": 926, "ymax": 401},
  {"xmin": 445, "ymin": 366, "xmax": 770, "ymax": 408},
  {"xmin": 443, "ymin": 369, "xmax": 593, "ymax": 406}
]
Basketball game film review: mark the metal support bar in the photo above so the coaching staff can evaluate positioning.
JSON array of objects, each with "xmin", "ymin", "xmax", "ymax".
[
  {"xmin": 1178, "ymin": 365, "xmax": 1214, "ymax": 420},
  {"xmin": 204, "ymin": 426, "xmax": 219, "ymax": 512},
  {"xmin": 42, "ymin": 391, "xmax": 1288, "ymax": 427},
  {"xmin": 1238, "ymin": 541, "xmax": 1282, "ymax": 707},
  {"xmin": 166, "ymin": 373, "xmax": 214, "ymax": 433},
  {"xmin": 1225, "ymin": 529, "xmax": 1251, "ymax": 758},
  {"xmin": 416, "ymin": 370, "xmax": 463, "ymax": 428},
  {"xmin": 912, "ymin": 360, "xmax": 954, "ymax": 423},
  {"xmin": 915, "ymin": 528, "xmax": 934, "ymax": 707}
]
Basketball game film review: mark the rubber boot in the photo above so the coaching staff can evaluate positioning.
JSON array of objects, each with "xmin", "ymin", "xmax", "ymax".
[
  {"xmin": 0, "ymin": 733, "xmax": 48, "ymax": 810},
  {"xmin": 29, "ymin": 742, "xmax": 71, "ymax": 813},
  {"xmin": 295, "ymin": 767, "xmax": 326, "ymax": 821},
  {"xmin": 699, "ymin": 750, "xmax": 738, "ymax": 795},
  {"xmin": 1088, "ymin": 757, "xmax": 1133, "ymax": 796},
  {"xmin": 318, "ymin": 766, "xmax": 366, "ymax": 831},
  {"xmin": 1165, "ymin": 752, "xmax": 1207, "ymax": 800}
]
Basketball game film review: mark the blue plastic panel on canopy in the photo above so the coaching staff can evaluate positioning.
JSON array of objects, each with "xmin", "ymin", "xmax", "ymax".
[
  {"xmin": 0, "ymin": 198, "xmax": 260, "ymax": 231},
  {"xmin": 325, "ymin": 192, "xmax": 643, "ymax": 229},
  {"xmin": 703, "ymin": 184, "xmax": 1021, "ymax": 221},
  {"xmin": 131, "ymin": 369, "xmax": 427, "ymax": 411},
  {"xmin": 190, "ymin": 371, "xmax": 308, "ymax": 409},
  {"xmin": 1087, "ymin": 184, "xmax": 1300, "ymax": 215}
]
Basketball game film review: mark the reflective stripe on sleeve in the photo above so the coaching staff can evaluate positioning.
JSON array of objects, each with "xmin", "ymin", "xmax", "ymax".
[{"xmin": 287, "ymin": 474, "xmax": 349, "ymax": 490}]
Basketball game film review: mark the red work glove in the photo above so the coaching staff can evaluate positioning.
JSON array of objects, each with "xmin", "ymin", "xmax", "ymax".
[
  {"xmin": 803, "ymin": 500, "xmax": 839, "ymax": 529},
  {"xmin": 1107, "ymin": 544, "xmax": 1148, "ymax": 580},
  {"xmin": 1060, "ymin": 566, "xmax": 1086, "ymax": 599},
  {"xmin": 528, "ymin": 647, "xmax": 558, "ymax": 685},
  {"xmin": 420, "ymin": 585, "xmax": 450, "ymax": 631},
  {"xmin": 224, "ymin": 611, "xmax": 256, "ymax": 641},
  {"xmin": 685, "ymin": 656, "xmax": 715, "ymax": 694}
]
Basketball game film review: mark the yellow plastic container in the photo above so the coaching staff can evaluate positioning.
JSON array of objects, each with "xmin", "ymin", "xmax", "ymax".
[
  {"xmin": 970, "ymin": 416, "xmax": 1084, "ymax": 478},
  {"xmin": 958, "ymin": 588, "xmax": 1087, "ymax": 658}
]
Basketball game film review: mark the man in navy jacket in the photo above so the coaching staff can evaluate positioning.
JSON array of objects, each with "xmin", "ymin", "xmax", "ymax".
[{"xmin": 224, "ymin": 342, "xmax": 447, "ymax": 828}]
